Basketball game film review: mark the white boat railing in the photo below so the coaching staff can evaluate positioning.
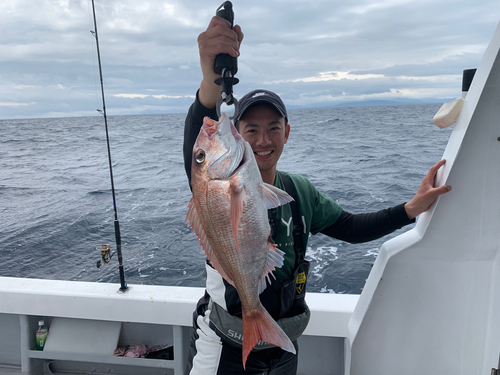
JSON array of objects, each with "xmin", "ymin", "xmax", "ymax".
[{"xmin": 0, "ymin": 276, "xmax": 358, "ymax": 375}]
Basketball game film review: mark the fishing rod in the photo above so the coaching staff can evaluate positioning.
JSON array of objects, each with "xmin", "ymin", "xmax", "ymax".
[{"xmin": 90, "ymin": 0, "xmax": 128, "ymax": 292}]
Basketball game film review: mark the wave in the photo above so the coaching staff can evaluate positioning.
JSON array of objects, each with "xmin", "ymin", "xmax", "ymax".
[{"xmin": 0, "ymin": 106, "xmax": 452, "ymax": 294}]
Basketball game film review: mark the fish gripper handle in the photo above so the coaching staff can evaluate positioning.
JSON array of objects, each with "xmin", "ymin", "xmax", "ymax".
[{"xmin": 214, "ymin": 1, "xmax": 238, "ymax": 77}]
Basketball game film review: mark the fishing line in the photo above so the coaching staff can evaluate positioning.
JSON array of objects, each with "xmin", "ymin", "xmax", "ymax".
[{"xmin": 90, "ymin": 0, "xmax": 128, "ymax": 292}]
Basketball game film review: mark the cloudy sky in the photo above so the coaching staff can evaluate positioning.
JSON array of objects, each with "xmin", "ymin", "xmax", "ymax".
[{"xmin": 1, "ymin": 0, "xmax": 499, "ymax": 119}]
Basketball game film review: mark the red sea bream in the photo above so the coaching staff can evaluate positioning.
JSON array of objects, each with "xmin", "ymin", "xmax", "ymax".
[{"xmin": 186, "ymin": 113, "xmax": 296, "ymax": 368}]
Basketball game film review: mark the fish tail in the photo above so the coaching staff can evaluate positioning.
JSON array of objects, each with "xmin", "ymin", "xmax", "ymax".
[{"xmin": 242, "ymin": 306, "xmax": 296, "ymax": 369}]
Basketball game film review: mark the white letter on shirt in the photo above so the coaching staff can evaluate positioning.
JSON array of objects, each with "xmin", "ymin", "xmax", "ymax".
[{"xmin": 281, "ymin": 217, "xmax": 293, "ymax": 237}]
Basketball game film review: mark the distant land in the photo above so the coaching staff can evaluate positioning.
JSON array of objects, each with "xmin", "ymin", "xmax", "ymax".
[
  {"xmin": 286, "ymin": 98, "xmax": 453, "ymax": 110},
  {"xmin": 108, "ymin": 98, "xmax": 452, "ymax": 118},
  {"xmin": 0, "ymin": 96, "xmax": 457, "ymax": 120},
  {"xmin": 333, "ymin": 99, "xmax": 451, "ymax": 108}
]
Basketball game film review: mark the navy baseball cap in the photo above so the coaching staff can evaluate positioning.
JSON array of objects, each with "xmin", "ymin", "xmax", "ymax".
[{"xmin": 234, "ymin": 89, "xmax": 288, "ymax": 124}]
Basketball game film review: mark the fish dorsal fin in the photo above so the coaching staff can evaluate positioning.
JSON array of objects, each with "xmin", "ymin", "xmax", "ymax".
[
  {"xmin": 260, "ymin": 183, "xmax": 294, "ymax": 209},
  {"xmin": 258, "ymin": 241, "xmax": 285, "ymax": 294},
  {"xmin": 186, "ymin": 198, "xmax": 235, "ymax": 285}
]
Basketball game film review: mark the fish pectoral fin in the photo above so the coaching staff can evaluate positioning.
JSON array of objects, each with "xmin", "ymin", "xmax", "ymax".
[
  {"xmin": 260, "ymin": 183, "xmax": 294, "ymax": 209},
  {"xmin": 230, "ymin": 179, "xmax": 245, "ymax": 258}
]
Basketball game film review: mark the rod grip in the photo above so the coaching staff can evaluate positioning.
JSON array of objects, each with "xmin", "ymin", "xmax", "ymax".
[{"xmin": 114, "ymin": 219, "xmax": 121, "ymax": 245}]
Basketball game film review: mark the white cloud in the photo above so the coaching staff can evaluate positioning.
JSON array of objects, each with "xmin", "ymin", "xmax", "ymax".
[
  {"xmin": 14, "ymin": 85, "xmax": 41, "ymax": 89},
  {"xmin": 114, "ymin": 94, "xmax": 149, "ymax": 99},
  {"xmin": 0, "ymin": 102, "xmax": 34, "ymax": 107},
  {"xmin": 152, "ymin": 94, "xmax": 194, "ymax": 99},
  {"xmin": 0, "ymin": 0, "xmax": 499, "ymax": 119},
  {"xmin": 113, "ymin": 94, "xmax": 196, "ymax": 99},
  {"xmin": 348, "ymin": 0, "xmax": 417, "ymax": 15},
  {"xmin": 269, "ymin": 71, "xmax": 386, "ymax": 84}
]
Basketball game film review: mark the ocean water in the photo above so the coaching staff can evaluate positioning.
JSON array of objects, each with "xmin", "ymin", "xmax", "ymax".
[{"xmin": 0, "ymin": 104, "xmax": 452, "ymax": 294}]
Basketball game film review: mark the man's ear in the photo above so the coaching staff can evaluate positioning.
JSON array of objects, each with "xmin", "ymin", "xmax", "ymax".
[{"xmin": 284, "ymin": 123, "xmax": 291, "ymax": 144}]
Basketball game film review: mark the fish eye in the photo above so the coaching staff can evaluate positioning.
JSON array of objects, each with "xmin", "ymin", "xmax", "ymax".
[{"xmin": 195, "ymin": 149, "xmax": 205, "ymax": 164}]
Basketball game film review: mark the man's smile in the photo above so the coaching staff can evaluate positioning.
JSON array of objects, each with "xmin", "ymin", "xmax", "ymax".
[{"xmin": 255, "ymin": 150, "xmax": 273, "ymax": 157}]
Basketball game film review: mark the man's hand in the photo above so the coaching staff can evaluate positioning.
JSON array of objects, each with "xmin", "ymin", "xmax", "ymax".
[
  {"xmin": 197, "ymin": 16, "xmax": 243, "ymax": 109},
  {"xmin": 404, "ymin": 159, "xmax": 452, "ymax": 220}
]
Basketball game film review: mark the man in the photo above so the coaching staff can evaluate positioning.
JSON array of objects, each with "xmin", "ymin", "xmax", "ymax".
[{"xmin": 183, "ymin": 15, "xmax": 451, "ymax": 375}]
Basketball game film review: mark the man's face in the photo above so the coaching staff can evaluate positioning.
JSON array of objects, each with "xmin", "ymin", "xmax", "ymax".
[{"xmin": 237, "ymin": 103, "xmax": 290, "ymax": 176}]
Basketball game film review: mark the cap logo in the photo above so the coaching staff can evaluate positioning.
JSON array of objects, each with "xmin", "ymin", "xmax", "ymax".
[{"xmin": 252, "ymin": 92, "xmax": 267, "ymax": 98}]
